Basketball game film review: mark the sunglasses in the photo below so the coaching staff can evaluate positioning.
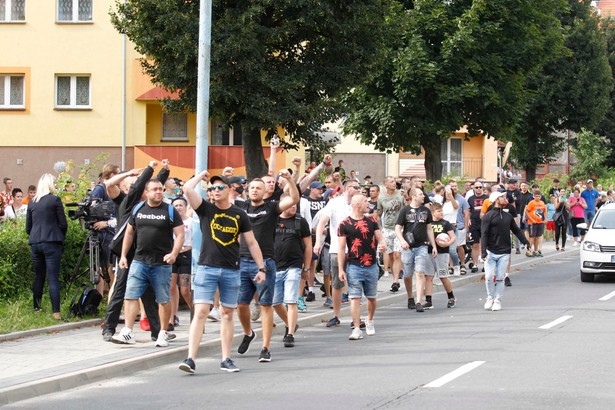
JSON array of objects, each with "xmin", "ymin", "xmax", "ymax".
[
  {"xmin": 209, "ymin": 185, "xmax": 227, "ymax": 191},
  {"xmin": 474, "ymin": 186, "xmax": 483, "ymax": 189},
  {"xmin": 347, "ymin": 185, "xmax": 360, "ymax": 190}
]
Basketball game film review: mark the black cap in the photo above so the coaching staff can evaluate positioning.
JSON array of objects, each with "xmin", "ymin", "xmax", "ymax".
[
  {"xmin": 210, "ymin": 175, "xmax": 231, "ymax": 186},
  {"xmin": 229, "ymin": 176, "xmax": 247, "ymax": 185}
]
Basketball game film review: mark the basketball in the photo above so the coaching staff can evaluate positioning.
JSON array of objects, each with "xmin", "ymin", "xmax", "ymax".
[{"xmin": 436, "ymin": 232, "xmax": 450, "ymax": 246}]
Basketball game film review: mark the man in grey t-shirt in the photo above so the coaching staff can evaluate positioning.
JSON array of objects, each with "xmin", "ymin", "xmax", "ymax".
[{"xmin": 377, "ymin": 176, "xmax": 404, "ymax": 292}]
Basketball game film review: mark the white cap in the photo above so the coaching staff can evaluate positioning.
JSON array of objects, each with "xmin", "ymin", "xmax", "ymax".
[{"xmin": 489, "ymin": 191, "xmax": 506, "ymax": 203}]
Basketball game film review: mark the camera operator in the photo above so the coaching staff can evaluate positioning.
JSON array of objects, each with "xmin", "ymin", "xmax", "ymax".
[
  {"xmin": 100, "ymin": 160, "xmax": 171, "ymax": 343},
  {"xmin": 90, "ymin": 164, "xmax": 120, "ymax": 298}
]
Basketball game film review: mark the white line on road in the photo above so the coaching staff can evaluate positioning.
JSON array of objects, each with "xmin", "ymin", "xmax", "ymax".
[
  {"xmin": 424, "ymin": 361, "xmax": 486, "ymax": 388},
  {"xmin": 599, "ymin": 291, "xmax": 615, "ymax": 301},
  {"xmin": 539, "ymin": 315, "xmax": 573, "ymax": 330}
]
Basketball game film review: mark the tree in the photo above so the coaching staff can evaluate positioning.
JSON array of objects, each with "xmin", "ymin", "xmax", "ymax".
[
  {"xmin": 595, "ymin": 17, "xmax": 615, "ymax": 168},
  {"xmin": 111, "ymin": 0, "xmax": 392, "ymax": 178},
  {"xmin": 342, "ymin": 0, "xmax": 564, "ymax": 181},
  {"xmin": 509, "ymin": 0, "xmax": 612, "ymax": 181},
  {"xmin": 570, "ymin": 129, "xmax": 612, "ymax": 181}
]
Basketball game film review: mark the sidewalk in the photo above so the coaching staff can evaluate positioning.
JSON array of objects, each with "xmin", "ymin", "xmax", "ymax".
[{"xmin": 0, "ymin": 241, "xmax": 578, "ymax": 405}]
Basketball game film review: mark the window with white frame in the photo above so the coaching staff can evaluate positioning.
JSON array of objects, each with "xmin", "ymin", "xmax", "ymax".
[
  {"xmin": 0, "ymin": 74, "xmax": 25, "ymax": 109},
  {"xmin": 441, "ymin": 137, "xmax": 462, "ymax": 177},
  {"xmin": 55, "ymin": 75, "xmax": 90, "ymax": 108},
  {"xmin": 0, "ymin": 0, "xmax": 25, "ymax": 22},
  {"xmin": 162, "ymin": 112, "xmax": 188, "ymax": 142},
  {"xmin": 211, "ymin": 120, "xmax": 243, "ymax": 146},
  {"xmin": 57, "ymin": 0, "xmax": 92, "ymax": 22}
]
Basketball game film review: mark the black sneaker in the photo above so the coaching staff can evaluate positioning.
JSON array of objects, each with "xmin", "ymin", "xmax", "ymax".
[
  {"xmin": 102, "ymin": 329, "xmax": 114, "ymax": 342},
  {"xmin": 326, "ymin": 316, "xmax": 340, "ymax": 327},
  {"xmin": 416, "ymin": 303, "xmax": 424, "ymax": 313},
  {"xmin": 407, "ymin": 298, "xmax": 416, "ymax": 309},
  {"xmin": 220, "ymin": 357, "xmax": 240, "ymax": 372},
  {"xmin": 179, "ymin": 358, "xmax": 196, "ymax": 374},
  {"xmin": 284, "ymin": 324, "xmax": 299, "ymax": 339},
  {"xmin": 238, "ymin": 331, "xmax": 256, "ymax": 354},
  {"xmin": 423, "ymin": 301, "xmax": 434, "ymax": 310},
  {"xmin": 283, "ymin": 334, "xmax": 295, "ymax": 348},
  {"xmin": 306, "ymin": 291, "xmax": 316, "ymax": 302},
  {"xmin": 447, "ymin": 298, "xmax": 456, "ymax": 308},
  {"xmin": 350, "ymin": 319, "xmax": 366, "ymax": 329},
  {"xmin": 258, "ymin": 347, "xmax": 272, "ymax": 362},
  {"xmin": 390, "ymin": 282, "xmax": 400, "ymax": 293},
  {"xmin": 471, "ymin": 267, "xmax": 478, "ymax": 273},
  {"xmin": 505, "ymin": 277, "xmax": 512, "ymax": 287}
]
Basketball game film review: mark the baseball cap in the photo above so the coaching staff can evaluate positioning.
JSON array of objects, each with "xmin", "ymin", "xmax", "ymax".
[
  {"xmin": 587, "ymin": 179, "xmax": 594, "ymax": 183},
  {"xmin": 210, "ymin": 175, "xmax": 231, "ymax": 186},
  {"xmin": 229, "ymin": 176, "xmax": 246, "ymax": 185},
  {"xmin": 309, "ymin": 181, "xmax": 325, "ymax": 189},
  {"xmin": 489, "ymin": 191, "xmax": 506, "ymax": 203}
]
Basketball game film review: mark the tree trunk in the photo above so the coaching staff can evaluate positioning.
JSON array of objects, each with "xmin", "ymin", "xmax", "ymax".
[
  {"xmin": 423, "ymin": 139, "xmax": 443, "ymax": 182},
  {"xmin": 243, "ymin": 128, "xmax": 268, "ymax": 180}
]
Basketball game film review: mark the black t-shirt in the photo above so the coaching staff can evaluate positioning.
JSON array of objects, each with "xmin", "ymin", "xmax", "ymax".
[
  {"xmin": 236, "ymin": 201, "xmax": 281, "ymax": 259},
  {"xmin": 274, "ymin": 216, "xmax": 311, "ymax": 270},
  {"xmin": 195, "ymin": 201, "xmax": 252, "ymax": 269},
  {"xmin": 129, "ymin": 203, "xmax": 183, "ymax": 265},
  {"xmin": 338, "ymin": 215, "xmax": 380, "ymax": 266},
  {"xmin": 467, "ymin": 194, "xmax": 489, "ymax": 224},
  {"xmin": 367, "ymin": 200, "xmax": 378, "ymax": 215},
  {"xmin": 430, "ymin": 219, "xmax": 454, "ymax": 254},
  {"xmin": 506, "ymin": 189, "xmax": 521, "ymax": 210},
  {"xmin": 396, "ymin": 205, "xmax": 433, "ymax": 248},
  {"xmin": 306, "ymin": 197, "xmax": 326, "ymax": 220}
]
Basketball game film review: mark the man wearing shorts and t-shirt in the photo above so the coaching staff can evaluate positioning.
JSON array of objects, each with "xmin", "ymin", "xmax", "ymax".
[
  {"xmin": 466, "ymin": 183, "xmax": 488, "ymax": 273},
  {"xmin": 524, "ymin": 190, "xmax": 547, "ymax": 257},
  {"xmin": 179, "ymin": 172, "xmax": 265, "ymax": 374},
  {"xmin": 377, "ymin": 176, "xmax": 404, "ymax": 292}
]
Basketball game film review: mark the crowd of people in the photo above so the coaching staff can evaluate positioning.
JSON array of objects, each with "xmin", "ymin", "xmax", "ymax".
[{"xmin": 3, "ymin": 144, "xmax": 612, "ymax": 375}]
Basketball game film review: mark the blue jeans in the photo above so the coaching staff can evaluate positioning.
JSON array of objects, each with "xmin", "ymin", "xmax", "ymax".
[
  {"xmin": 193, "ymin": 265, "xmax": 240, "ymax": 308},
  {"xmin": 237, "ymin": 258, "xmax": 277, "ymax": 306},
  {"xmin": 584, "ymin": 208, "xmax": 596, "ymax": 225},
  {"xmin": 449, "ymin": 228, "xmax": 460, "ymax": 266},
  {"xmin": 31, "ymin": 242, "xmax": 63, "ymax": 313},
  {"xmin": 347, "ymin": 264, "xmax": 379, "ymax": 299},
  {"xmin": 124, "ymin": 260, "xmax": 172, "ymax": 304},
  {"xmin": 272, "ymin": 267, "xmax": 301, "ymax": 306},
  {"xmin": 484, "ymin": 251, "xmax": 510, "ymax": 300},
  {"xmin": 401, "ymin": 245, "xmax": 429, "ymax": 276}
]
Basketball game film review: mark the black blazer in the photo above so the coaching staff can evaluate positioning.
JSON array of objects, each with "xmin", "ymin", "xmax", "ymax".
[{"xmin": 26, "ymin": 194, "xmax": 68, "ymax": 245}]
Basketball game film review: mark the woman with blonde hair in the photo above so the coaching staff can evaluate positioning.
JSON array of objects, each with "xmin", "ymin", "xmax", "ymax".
[{"xmin": 26, "ymin": 173, "xmax": 68, "ymax": 320}]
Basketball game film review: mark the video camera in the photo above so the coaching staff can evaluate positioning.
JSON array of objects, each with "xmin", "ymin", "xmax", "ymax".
[{"xmin": 67, "ymin": 192, "xmax": 115, "ymax": 226}]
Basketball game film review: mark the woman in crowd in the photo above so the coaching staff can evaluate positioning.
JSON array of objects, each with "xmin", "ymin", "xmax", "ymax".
[
  {"xmin": 168, "ymin": 196, "xmax": 193, "ymax": 331},
  {"xmin": 2, "ymin": 188, "xmax": 27, "ymax": 220},
  {"xmin": 26, "ymin": 174, "xmax": 67, "ymax": 320},
  {"xmin": 553, "ymin": 191, "xmax": 569, "ymax": 251},
  {"xmin": 568, "ymin": 188, "xmax": 587, "ymax": 245}
]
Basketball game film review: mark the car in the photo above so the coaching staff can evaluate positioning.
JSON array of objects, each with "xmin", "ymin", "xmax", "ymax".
[{"xmin": 578, "ymin": 203, "xmax": 615, "ymax": 282}]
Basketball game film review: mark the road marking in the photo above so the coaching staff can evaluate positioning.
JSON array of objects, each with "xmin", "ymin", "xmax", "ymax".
[
  {"xmin": 539, "ymin": 315, "xmax": 573, "ymax": 330},
  {"xmin": 424, "ymin": 361, "xmax": 485, "ymax": 388},
  {"xmin": 599, "ymin": 291, "xmax": 615, "ymax": 301}
]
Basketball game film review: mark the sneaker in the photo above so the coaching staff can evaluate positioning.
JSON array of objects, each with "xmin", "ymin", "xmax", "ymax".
[
  {"xmin": 323, "ymin": 297, "xmax": 333, "ymax": 308},
  {"xmin": 173, "ymin": 315, "xmax": 180, "ymax": 327},
  {"xmin": 505, "ymin": 277, "xmax": 512, "ymax": 287},
  {"xmin": 390, "ymin": 282, "xmax": 400, "ymax": 293},
  {"xmin": 298, "ymin": 297, "xmax": 308, "ymax": 312},
  {"xmin": 155, "ymin": 330, "xmax": 169, "ymax": 347},
  {"xmin": 258, "ymin": 347, "xmax": 272, "ymax": 362},
  {"xmin": 416, "ymin": 303, "xmax": 424, "ymax": 313},
  {"xmin": 350, "ymin": 319, "xmax": 366, "ymax": 329},
  {"xmin": 306, "ymin": 291, "xmax": 316, "ymax": 302},
  {"xmin": 447, "ymin": 298, "xmax": 456, "ymax": 308},
  {"xmin": 491, "ymin": 299, "xmax": 502, "ymax": 311},
  {"xmin": 220, "ymin": 357, "xmax": 240, "ymax": 372},
  {"xmin": 471, "ymin": 267, "xmax": 479, "ymax": 273},
  {"xmin": 179, "ymin": 358, "xmax": 196, "ymax": 374},
  {"xmin": 139, "ymin": 317, "xmax": 150, "ymax": 331},
  {"xmin": 365, "ymin": 320, "xmax": 375, "ymax": 336},
  {"xmin": 526, "ymin": 250, "xmax": 534, "ymax": 257},
  {"xmin": 111, "ymin": 327, "xmax": 136, "ymax": 345},
  {"xmin": 102, "ymin": 329, "xmax": 114, "ymax": 342},
  {"xmin": 423, "ymin": 301, "xmax": 434, "ymax": 310},
  {"xmin": 460, "ymin": 266, "xmax": 467, "ymax": 275},
  {"xmin": 536, "ymin": 251, "xmax": 543, "ymax": 257},
  {"xmin": 349, "ymin": 327, "xmax": 364, "ymax": 340},
  {"xmin": 250, "ymin": 302, "xmax": 261, "ymax": 321},
  {"xmin": 515, "ymin": 249, "xmax": 521, "ymax": 254},
  {"xmin": 326, "ymin": 316, "xmax": 340, "ymax": 327},
  {"xmin": 407, "ymin": 298, "xmax": 416, "ymax": 309},
  {"xmin": 167, "ymin": 323, "xmax": 174, "ymax": 332},
  {"xmin": 238, "ymin": 331, "xmax": 256, "ymax": 354},
  {"xmin": 284, "ymin": 324, "xmax": 299, "ymax": 339},
  {"xmin": 484, "ymin": 297, "xmax": 494, "ymax": 310},
  {"xmin": 384, "ymin": 271, "xmax": 390, "ymax": 277},
  {"xmin": 208, "ymin": 306, "xmax": 221, "ymax": 322},
  {"xmin": 342, "ymin": 293, "xmax": 349, "ymax": 303},
  {"xmin": 283, "ymin": 334, "xmax": 295, "ymax": 348},
  {"xmin": 573, "ymin": 240, "xmax": 579, "ymax": 246},
  {"xmin": 453, "ymin": 266, "xmax": 461, "ymax": 276}
]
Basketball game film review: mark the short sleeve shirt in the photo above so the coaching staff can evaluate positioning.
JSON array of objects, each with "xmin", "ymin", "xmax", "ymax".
[
  {"xmin": 236, "ymin": 201, "xmax": 281, "ymax": 259},
  {"xmin": 338, "ymin": 215, "xmax": 380, "ymax": 266},
  {"xmin": 129, "ymin": 203, "xmax": 183, "ymax": 265},
  {"xmin": 395, "ymin": 205, "xmax": 433, "ymax": 248},
  {"xmin": 274, "ymin": 216, "xmax": 311, "ymax": 270},
  {"xmin": 377, "ymin": 191, "xmax": 404, "ymax": 229}
]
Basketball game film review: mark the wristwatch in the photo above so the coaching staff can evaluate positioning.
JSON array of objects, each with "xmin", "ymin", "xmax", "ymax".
[
  {"xmin": 258, "ymin": 267, "xmax": 266, "ymax": 273},
  {"xmin": 302, "ymin": 268, "xmax": 310, "ymax": 272}
]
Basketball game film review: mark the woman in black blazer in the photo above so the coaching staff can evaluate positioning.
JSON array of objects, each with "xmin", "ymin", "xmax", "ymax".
[{"xmin": 26, "ymin": 173, "xmax": 68, "ymax": 320}]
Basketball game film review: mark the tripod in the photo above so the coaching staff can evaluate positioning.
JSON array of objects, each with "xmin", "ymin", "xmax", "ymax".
[{"xmin": 64, "ymin": 227, "xmax": 108, "ymax": 298}]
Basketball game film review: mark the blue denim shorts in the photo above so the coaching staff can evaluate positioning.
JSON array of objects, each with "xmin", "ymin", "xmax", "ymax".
[
  {"xmin": 347, "ymin": 264, "xmax": 379, "ymax": 299},
  {"xmin": 401, "ymin": 245, "xmax": 429, "ymax": 276},
  {"xmin": 237, "ymin": 258, "xmax": 277, "ymax": 306},
  {"xmin": 272, "ymin": 267, "xmax": 302, "ymax": 306},
  {"xmin": 125, "ymin": 260, "xmax": 172, "ymax": 304},
  {"xmin": 192, "ymin": 265, "xmax": 240, "ymax": 308}
]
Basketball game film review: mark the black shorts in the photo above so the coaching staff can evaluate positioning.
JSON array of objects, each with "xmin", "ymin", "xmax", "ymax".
[
  {"xmin": 467, "ymin": 225, "xmax": 481, "ymax": 245},
  {"xmin": 172, "ymin": 250, "xmax": 192, "ymax": 275},
  {"xmin": 529, "ymin": 224, "xmax": 545, "ymax": 238}
]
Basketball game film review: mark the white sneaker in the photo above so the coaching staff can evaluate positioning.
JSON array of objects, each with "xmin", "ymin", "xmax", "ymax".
[
  {"xmin": 366, "ymin": 320, "xmax": 375, "ymax": 336},
  {"xmin": 384, "ymin": 271, "xmax": 390, "ymax": 277},
  {"xmin": 208, "ymin": 306, "xmax": 221, "ymax": 322},
  {"xmin": 491, "ymin": 299, "xmax": 502, "ymax": 311},
  {"xmin": 349, "ymin": 327, "xmax": 364, "ymax": 340},
  {"xmin": 155, "ymin": 330, "xmax": 169, "ymax": 347},
  {"xmin": 453, "ymin": 266, "xmax": 461, "ymax": 276},
  {"xmin": 111, "ymin": 327, "xmax": 135, "ymax": 345},
  {"xmin": 483, "ymin": 297, "xmax": 494, "ymax": 310},
  {"xmin": 573, "ymin": 241, "xmax": 578, "ymax": 247}
]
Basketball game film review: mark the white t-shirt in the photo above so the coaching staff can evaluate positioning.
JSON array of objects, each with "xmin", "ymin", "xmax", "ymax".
[{"xmin": 318, "ymin": 194, "xmax": 353, "ymax": 253}]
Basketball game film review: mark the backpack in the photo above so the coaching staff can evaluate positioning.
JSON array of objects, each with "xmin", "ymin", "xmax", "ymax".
[{"xmin": 68, "ymin": 283, "xmax": 102, "ymax": 317}]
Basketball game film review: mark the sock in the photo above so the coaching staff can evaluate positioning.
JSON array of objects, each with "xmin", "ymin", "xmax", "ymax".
[
  {"xmin": 426, "ymin": 295, "xmax": 432, "ymax": 303},
  {"xmin": 447, "ymin": 291, "xmax": 455, "ymax": 299},
  {"xmin": 308, "ymin": 287, "xmax": 314, "ymax": 292},
  {"xmin": 505, "ymin": 272, "xmax": 509, "ymax": 278}
]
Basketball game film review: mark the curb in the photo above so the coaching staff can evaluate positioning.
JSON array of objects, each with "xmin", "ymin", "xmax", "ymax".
[{"xmin": 0, "ymin": 319, "xmax": 101, "ymax": 343}]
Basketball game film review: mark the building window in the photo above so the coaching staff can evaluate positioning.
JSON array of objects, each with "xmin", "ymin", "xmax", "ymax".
[
  {"xmin": 55, "ymin": 75, "xmax": 90, "ymax": 109},
  {"xmin": 441, "ymin": 137, "xmax": 462, "ymax": 177},
  {"xmin": 0, "ymin": 0, "xmax": 25, "ymax": 22},
  {"xmin": 162, "ymin": 112, "xmax": 188, "ymax": 142},
  {"xmin": 0, "ymin": 74, "xmax": 25, "ymax": 109},
  {"xmin": 211, "ymin": 120, "xmax": 243, "ymax": 146},
  {"xmin": 57, "ymin": 0, "xmax": 92, "ymax": 22}
]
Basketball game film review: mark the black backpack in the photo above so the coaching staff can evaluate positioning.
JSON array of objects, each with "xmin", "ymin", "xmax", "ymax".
[{"xmin": 68, "ymin": 283, "xmax": 102, "ymax": 317}]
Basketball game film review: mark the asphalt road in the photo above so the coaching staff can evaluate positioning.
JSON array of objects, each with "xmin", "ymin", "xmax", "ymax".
[{"xmin": 8, "ymin": 252, "xmax": 615, "ymax": 410}]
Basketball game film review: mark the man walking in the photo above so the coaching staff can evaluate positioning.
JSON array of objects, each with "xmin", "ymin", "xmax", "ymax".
[
  {"xmin": 581, "ymin": 179, "xmax": 601, "ymax": 224},
  {"xmin": 377, "ymin": 176, "xmax": 404, "ymax": 291}
]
